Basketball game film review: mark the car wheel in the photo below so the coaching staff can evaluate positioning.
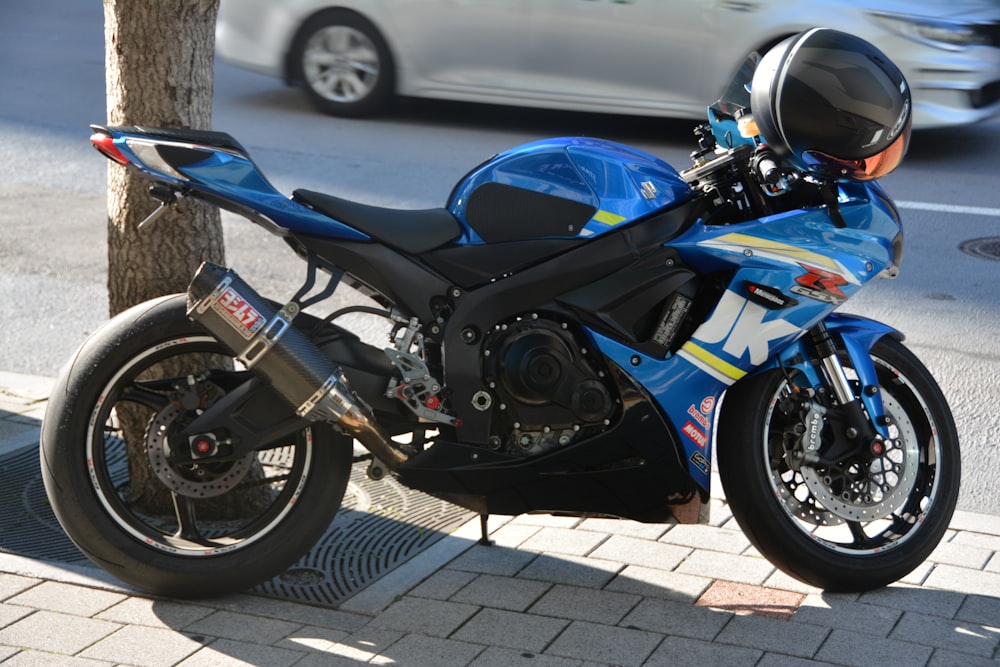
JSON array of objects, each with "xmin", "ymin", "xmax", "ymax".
[{"xmin": 290, "ymin": 10, "xmax": 394, "ymax": 117}]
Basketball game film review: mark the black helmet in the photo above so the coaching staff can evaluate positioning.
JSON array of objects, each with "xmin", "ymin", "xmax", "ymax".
[{"xmin": 751, "ymin": 28, "xmax": 911, "ymax": 181}]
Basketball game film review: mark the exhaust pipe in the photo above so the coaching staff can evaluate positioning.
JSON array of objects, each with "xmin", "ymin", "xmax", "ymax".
[{"xmin": 186, "ymin": 262, "xmax": 408, "ymax": 470}]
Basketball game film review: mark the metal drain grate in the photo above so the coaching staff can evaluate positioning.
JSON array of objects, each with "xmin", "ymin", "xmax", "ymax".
[
  {"xmin": 959, "ymin": 237, "xmax": 1000, "ymax": 261},
  {"xmin": 0, "ymin": 443, "xmax": 470, "ymax": 605}
]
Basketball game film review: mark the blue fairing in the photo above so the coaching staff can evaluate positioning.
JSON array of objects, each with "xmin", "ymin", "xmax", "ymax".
[
  {"xmin": 110, "ymin": 132, "xmax": 370, "ymax": 240},
  {"xmin": 447, "ymin": 137, "xmax": 692, "ymax": 243}
]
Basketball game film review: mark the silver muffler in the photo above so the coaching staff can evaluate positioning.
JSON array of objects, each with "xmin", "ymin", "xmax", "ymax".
[{"xmin": 186, "ymin": 262, "xmax": 407, "ymax": 470}]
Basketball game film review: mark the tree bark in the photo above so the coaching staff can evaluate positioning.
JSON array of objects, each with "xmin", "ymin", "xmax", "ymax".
[
  {"xmin": 103, "ymin": 0, "xmax": 273, "ymax": 518},
  {"xmin": 104, "ymin": 0, "xmax": 224, "ymax": 317}
]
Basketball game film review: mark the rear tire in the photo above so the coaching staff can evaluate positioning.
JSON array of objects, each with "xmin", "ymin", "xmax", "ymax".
[
  {"xmin": 40, "ymin": 295, "xmax": 352, "ymax": 597},
  {"xmin": 717, "ymin": 336, "xmax": 960, "ymax": 591}
]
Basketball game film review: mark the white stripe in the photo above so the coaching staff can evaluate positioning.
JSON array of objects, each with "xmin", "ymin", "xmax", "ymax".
[{"xmin": 897, "ymin": 201, "xmax": 1000, "ymax": 217}]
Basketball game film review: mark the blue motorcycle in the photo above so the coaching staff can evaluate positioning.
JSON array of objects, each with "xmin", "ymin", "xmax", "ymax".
[{"xmin": 42, "ymin": 29, "xmax": 959, "ymax": 595}]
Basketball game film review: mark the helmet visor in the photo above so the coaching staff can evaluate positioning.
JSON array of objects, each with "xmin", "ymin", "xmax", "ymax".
[{"xmin": 802, "ymin": 120, "xmax": 911, "ymax": 181}]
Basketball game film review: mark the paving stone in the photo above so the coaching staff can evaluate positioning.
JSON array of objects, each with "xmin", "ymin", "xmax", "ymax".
[
  {"xmin": 890, "ymin": 610, "xmax": 998, "ymax": 657},
  {"xmin": 183, "ymin": 609, "xmax": 301, "ymax": 646},
  {"xmin": 273, "ymin": 624, "xmax": 349, "ymax": 654},
  {"xmin": 605, "ymin": 564, "xmax": 712, "ymax": 603},
  {"xmin": 620, "ymin": 597, "xmax": 731, "ymax": 641},
  {"xmin": 377, "ymin": 633, "xmax": 486, "ymax": 667},
  {"xmin": 528, "ymin": 584, "xmax": 640, "ymax": 624},
  {"xmin": 948, "ymin": 511, "xmax": 1000, "ymax": 537},
  {"xmin": 409, "ymin": 569, "xmax": 479, "ymax": 601},
  {"xmin": 955, "ymin": 592, "xmax": 1000, "ymax": 627},
  {"xmin": 0, "ymin": 575, "xmax": 39, "ymax": 603},
  {"xmin": 518, "ymin": 527, "xmax": 608, "ymax": 556},
  {"xmin": 643, "ymin": 634, "xmax": 762, "ymax": 667},
  {"xmin": 901, "ymin": 559, "xmax": 935, "ymax": 586},
  {"xmin": 448, "ymin": 544, "xmax": 537, "ymax": 577},
  {"xmin": 0, "ymin": 650, "xmax": 112, "ymax": 666},
  {"xmin": 950, "ymin": 530, "xmax": 1000, "ymax": 552},
  {"xmin": 0, "ymin": 610, "xmax": 120, "ymax": 655},
  {"xmin": 756, "ymin": 654, "xmax": 840, "ymax": 667},
  {"xmin": 291, "ymin": 627, "xmax": 405, "ymax": 666},
  {"xmin": 926, "ymin": 647, "xmax": 999, "ymax": 666},
  {"xmin": 510, "ymin": 514, "xmax": 582, "ymax": 529},
  {"xmin": 545, "ymin": 619, "xmax": 661, "ymax": 666},
  {"xmin": 762, "ymin": 569, "xmax": 825, "ymax": 596},
  {"xmin": 368, "ymin": 597, "xmax": 479, "ymax": 638},
  {"xmin": 210, "ymin": 594, "xmax": 367, "ymax": 632},
  {"xmin": 487, "ymin": 523, "xmax": 543, "ymax": 548},
  {"xmin": 452, "ymin": 608, "xmax": 569, "ymax": 653},
  {"xmin": 576, "ymin": 517, "xmax": 671, "ymax": 540},
  {"xmin": 858, "ymin": 583, "xmax": 965, "ymax": 618},
  {"xmin": 96, "ymin": 596, "xmax": 214, "ymax": 629},
  {"xmin": 697, "ymin": 580, "xmax": 804, "ymax": 620},
  {"xmin": 6, "ymin": 581, "xmax": 126, "ymax": 617},
  {"xmin": 715, "ymin": 613, "xmax": 828, "ymax": 659},
  {"xmin": 791, "ymin": 595, "xmax": 902, "ymax": 636},
  {"xmin": 451, "ymin": 573, "xmax": 550, "ymax": 612},
  {"xmin": 516, "ymin": 553, "xmax": 622, "ymax": 588},
  {"xmin": 928, "ymin": 540, "xmax": 993, "ymax": 569},
  {"xmin": 589, "ymin": 535, "xmax": 690, "ymax": 572},
  {"xmin": 675, "ymin": 549, "xmax": 775, "ymax": 585},
  {"xmin": 924, "ymin": 564, "xmax": 1000, "ymax": 597},
  {"xmin": 467, "ymin": 646, "xmax": 585, "ymax": 667},
  {"xmin": 176, "ymin": 638, "xmax": 305, "ymax": 667},
  {"xmin": 659, "ymin": 524, "xmax": 751, "ymax": 554},
  {"xmin": 79, "ymin": 625, "xmax": 207, "ymax": 667},
  {"xmin": 816, "ymin": 628, "xmax": 934, "ymax": 666},
  {"xmin": 0, "ymin": 603, "xmax": 34, "ymax": 630}
]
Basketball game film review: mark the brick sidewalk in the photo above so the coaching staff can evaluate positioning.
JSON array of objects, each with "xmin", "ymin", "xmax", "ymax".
[{"xmin": 0, "ymin": 371, "xmax": 997, "ymax": 666}]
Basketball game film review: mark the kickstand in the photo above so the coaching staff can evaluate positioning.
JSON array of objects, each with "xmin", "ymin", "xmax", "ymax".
[{"xmin": 478, "ymin": 514, "xmax": 493, "ymax": 546}]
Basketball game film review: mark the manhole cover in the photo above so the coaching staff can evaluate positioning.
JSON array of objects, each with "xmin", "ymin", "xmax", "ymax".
[
  {"xmin": 959, "ymin": 237, "xmax": 1000, "ymax": 261},
  {"xmin": 0, "ymin": 442, "xmax": 470, "ymax": 605}
]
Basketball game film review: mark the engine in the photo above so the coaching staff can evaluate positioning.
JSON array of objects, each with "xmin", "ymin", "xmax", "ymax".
[{"xmin": 482, "ymin": 315, "xmax": 616, "ymax": 456}]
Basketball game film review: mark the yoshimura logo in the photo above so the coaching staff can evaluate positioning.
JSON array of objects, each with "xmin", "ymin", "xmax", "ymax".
[{"xmin": 212, "ymin": 286, "xmax": 265, "ymax": 339}]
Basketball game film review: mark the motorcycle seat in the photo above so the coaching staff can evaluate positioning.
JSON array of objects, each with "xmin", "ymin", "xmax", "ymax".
[{"xmin": 292, "ymin": 189, "xmax": 462, "ymax": 254}]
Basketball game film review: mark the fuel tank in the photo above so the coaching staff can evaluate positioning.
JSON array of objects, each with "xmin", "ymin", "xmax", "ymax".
[{"xmin": 447, "ymin": 137, "xmax": 692, "ymax": 244}]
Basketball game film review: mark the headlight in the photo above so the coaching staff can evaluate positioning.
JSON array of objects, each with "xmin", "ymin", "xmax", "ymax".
[{"xmin": 871, "ymin": 13, "xmax": 992, "ymax": 51}]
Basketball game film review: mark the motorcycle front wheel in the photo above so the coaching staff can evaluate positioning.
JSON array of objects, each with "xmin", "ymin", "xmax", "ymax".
[
  {"xmin": 717, "ymin": 336, "xmax": 960, "ymax": 591},
  {"xmin": 40, "ymin": 294, "xmax": 353, "ymax": 597}
]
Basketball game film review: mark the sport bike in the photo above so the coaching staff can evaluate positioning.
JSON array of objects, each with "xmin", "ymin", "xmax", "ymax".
[{"xmin": 42, "ymin": 29, "xmax": 959, "ymax": 596}]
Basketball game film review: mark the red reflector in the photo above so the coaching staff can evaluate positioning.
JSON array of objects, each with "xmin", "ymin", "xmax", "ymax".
[{"xmin": 90, "ymin": 133, "xmax": 130, "ymax": 165}]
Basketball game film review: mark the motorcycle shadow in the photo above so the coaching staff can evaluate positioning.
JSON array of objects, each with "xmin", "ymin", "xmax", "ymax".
[{"xmin": 151, "ymin": 515, "xmax": 1000, "ymax": 664}]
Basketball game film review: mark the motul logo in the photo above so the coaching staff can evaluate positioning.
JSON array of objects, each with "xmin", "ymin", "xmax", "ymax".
[{"xmin": 682, "ymin": 421, "xmax": 708, "ymax": 449}]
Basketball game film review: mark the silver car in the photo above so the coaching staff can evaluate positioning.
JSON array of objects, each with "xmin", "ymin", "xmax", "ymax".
[{"xmin": 216, "ymin": 0, "xmax": 1000, "ymax": 128}]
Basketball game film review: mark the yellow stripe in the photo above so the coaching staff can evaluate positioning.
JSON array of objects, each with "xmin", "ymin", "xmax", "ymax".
[
  {"xmin": 711, "ymin": 233, "xmax": 841, "ymax": 272},
  {"xmin": 592, "ymin": 210, "xmax": 627, "ymax": 226},
  {"xmin": 680, "ymin": 341, "xmax": 746, "ymax": 381}
]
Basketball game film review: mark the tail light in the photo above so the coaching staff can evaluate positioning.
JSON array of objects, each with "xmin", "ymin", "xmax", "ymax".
[{"xmin": 90, "ymin": 132, "xmax": 130, "ymax": 165}]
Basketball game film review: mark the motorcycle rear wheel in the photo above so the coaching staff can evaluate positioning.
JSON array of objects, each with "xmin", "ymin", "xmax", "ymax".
[
  {"xmin": 718, "ymin": 336, "xmax": 960, "ymax": 591},
  {"xmin": 40, "ymin": 295, "xmax": 353, "ymax": 597}
]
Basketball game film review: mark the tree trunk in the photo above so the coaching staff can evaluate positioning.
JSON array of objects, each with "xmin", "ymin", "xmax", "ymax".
[
  {"xmin": 103, "ymin": 0, "xmax": 269, "ymax": 517},
  {"xmin": 104, "ymin": 0, "xmax": 224, "ymax": 317}
]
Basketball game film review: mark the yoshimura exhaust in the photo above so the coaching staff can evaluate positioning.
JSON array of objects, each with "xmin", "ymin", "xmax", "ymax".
[{"xmin": 186, "ymin": 262, "xmax": 407, "ymax": 469}]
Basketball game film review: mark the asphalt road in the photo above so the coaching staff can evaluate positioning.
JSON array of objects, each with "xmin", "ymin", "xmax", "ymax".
[{"xmin": 1, "ymin": 0, "xmax": 998, "ymax": 514}]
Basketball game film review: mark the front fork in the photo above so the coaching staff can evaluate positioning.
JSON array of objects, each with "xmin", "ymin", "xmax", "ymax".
[{"xmin": 774, "ymin": 316, "xmax": 895, "ymax": 464}]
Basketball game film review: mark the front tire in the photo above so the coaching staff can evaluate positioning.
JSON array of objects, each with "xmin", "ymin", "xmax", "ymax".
[
  {"xmin": 718, "ymin": 336, "xmax": 960, "ymax": 591},
  {"xmin": 40, "ymin": 295, "xmax": 352, "ymax": 597}
]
